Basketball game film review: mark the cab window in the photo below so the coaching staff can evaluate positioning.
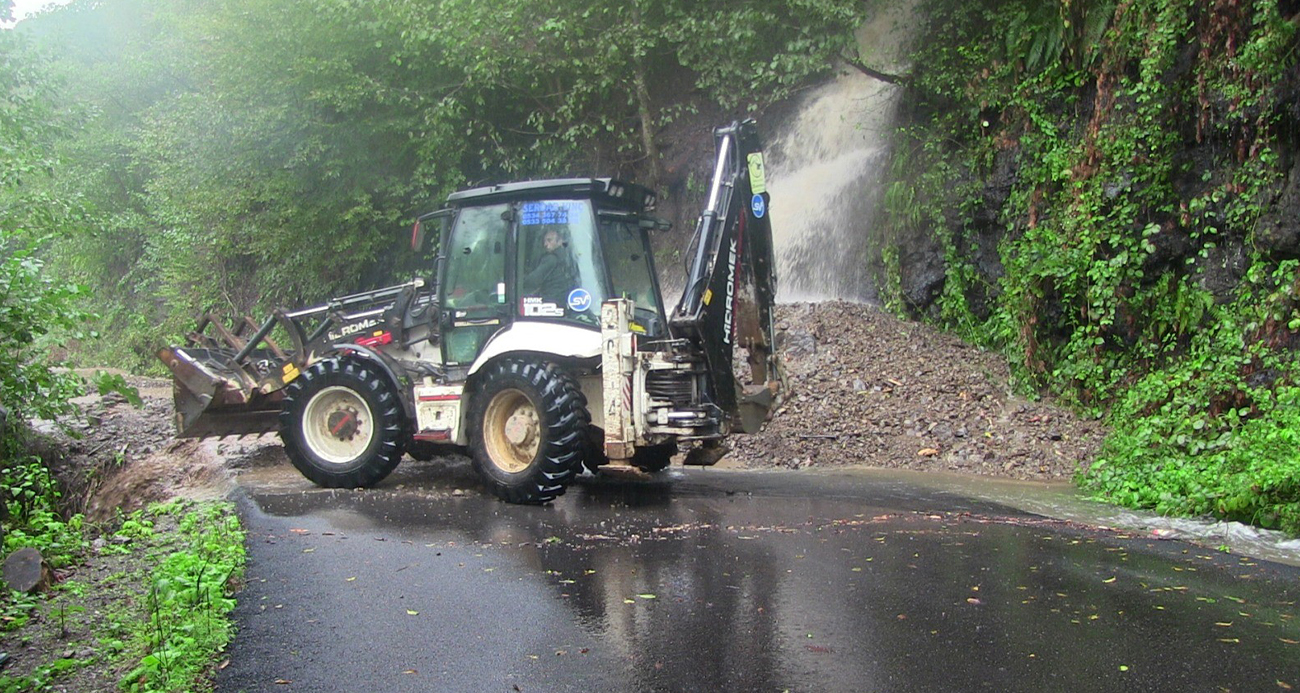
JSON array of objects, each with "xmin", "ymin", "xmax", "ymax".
[
  {"xmin": 444, "ymin": 203, "xmax": 508, "ymax": 311},
  {"xmin": 515, "ymin": 199, "xmax": 606, "ymax": 327},
  {"xmin": 442, "ymin": 203, "xmax": 508, "ymax": 364},
  {"xmin": 600, "ymin": 215, "xmax": 666, "ymax": 338}
]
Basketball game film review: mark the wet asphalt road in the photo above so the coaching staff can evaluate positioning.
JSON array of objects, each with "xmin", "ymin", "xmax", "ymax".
[{"xmin": 218, "ymin": 460, "xmax": 1300, "ymax": 693}]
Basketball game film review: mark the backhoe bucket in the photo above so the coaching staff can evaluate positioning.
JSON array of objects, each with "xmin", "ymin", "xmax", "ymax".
[
  {"xmin": 157, "ymin": 345, "xmax": 283, "ymax": 438},
  {"xmin": 670, "ymin": 119, "xmax": 783, "ymax": 432}
]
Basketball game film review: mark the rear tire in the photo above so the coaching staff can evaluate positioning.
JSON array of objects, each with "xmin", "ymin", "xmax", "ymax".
[
  {"xmin": 469, "ymin": 359, "xmax": 587, "ymax": 504},
  {"xmin": 279, "ymin": 358, "xmax": 405, "ymax": 488}
]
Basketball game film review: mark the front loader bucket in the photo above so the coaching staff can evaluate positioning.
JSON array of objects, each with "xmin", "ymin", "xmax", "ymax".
[{"xmin": 157, "ymin": 345, "xmax": 284, "ymax": 438}]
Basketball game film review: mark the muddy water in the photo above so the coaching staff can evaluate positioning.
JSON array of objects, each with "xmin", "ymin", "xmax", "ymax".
[
  {"xmin": 766, "ymin": 5, "xmax": 913, "ymax": 303},
  {"xmin": 826, "ymin": 466, "xmax": 1300, "ymax": 568},
  {"xmin": 227, "ymin": 462, "xmax": 1300, "ymax": 692}
]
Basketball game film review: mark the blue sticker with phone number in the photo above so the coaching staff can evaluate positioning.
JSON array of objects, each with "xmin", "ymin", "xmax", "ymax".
[{"xmin": 521, "ymin": 201, "xmax": 580, "ymax": 225}]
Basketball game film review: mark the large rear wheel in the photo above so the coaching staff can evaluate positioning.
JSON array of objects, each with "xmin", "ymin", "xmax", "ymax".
[
  {"xmin": 279, "ymin": 358, "xmax": 406, "ymax": 488},
  {"xmin": 469, "ymin": 359, "xmax": 588, "ymax": 504}
]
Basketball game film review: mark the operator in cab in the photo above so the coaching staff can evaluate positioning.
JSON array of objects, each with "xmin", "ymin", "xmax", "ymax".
[{"xmin": 522, "ymin": 228, "xmax": 574, "ymax": 307}]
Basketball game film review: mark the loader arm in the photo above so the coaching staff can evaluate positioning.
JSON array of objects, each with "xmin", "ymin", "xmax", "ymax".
[
  {"xmin": 671, "ymin": 119, "xmax": 781, "ymax": 433},
  {"xmin": 158, "ymin": 279, "xmax": 430, "ymax": 438}
]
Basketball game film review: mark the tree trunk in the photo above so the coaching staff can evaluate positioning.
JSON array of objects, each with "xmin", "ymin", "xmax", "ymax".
[{"xmin": 629, "ymin": 4, "xmax": 662, "ymax": 189}]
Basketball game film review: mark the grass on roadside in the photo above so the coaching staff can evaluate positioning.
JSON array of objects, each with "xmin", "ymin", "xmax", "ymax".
[{"xmin": 0, "ymin": 497, "xmax": 245, "ymax": 692}]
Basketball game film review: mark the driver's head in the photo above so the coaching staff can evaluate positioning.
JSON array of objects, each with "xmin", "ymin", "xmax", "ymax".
[{"xmin": 543, "ymin": 229, "xmax": 561, "ymax": 252}]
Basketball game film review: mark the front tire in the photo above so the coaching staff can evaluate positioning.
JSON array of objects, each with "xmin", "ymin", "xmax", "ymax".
[
  {"xmin": 279, "ymin": 358, "xmax": 406, "ymax": 488},
  {"xmin": 469, "ymin": 359, "xmax": 588, "ymax": 504}
]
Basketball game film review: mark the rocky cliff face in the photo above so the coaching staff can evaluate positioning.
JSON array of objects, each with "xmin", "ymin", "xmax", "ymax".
[{"xmin": 882, "ymin": 0, "xmax": 1300, "ymax": 389}]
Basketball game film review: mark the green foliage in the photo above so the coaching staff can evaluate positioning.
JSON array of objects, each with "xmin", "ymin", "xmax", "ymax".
[
  {"xmin": 0, "ymin": 501, "xmax": 245, "ymax": 693},
  {"xmin": 0, "ymin": 31, "xmax": 90, "ymax": 421},
  {"xmin": 882, "ymin": 0, "xmax": 1300, "ymax": 532},
  {"xmin": 1, "ymin": 459, "xmax": 86, "ymax": 568},
  {"xmin": 0, "ymin": 657, "xmax": 82, "ymax": 693},
  {"xmin": 11, "ymin": 0, "xmax": 863, "ymax": 371},
  {"xmin": 1085, "ymin": 269, "xmax": 1300, "ymax": 533},
  {"xmin": 120, "ymin": 501, "xmax": 245, "ymax": 693},
  {"xmin": 0, "ymin": 234, "xmax": 91, "ymax": 421}
]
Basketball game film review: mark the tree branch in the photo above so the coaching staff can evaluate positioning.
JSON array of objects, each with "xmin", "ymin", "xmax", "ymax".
[{"xmin": 840, "ymin": 54, "xmax": 910, "ymax": 86}]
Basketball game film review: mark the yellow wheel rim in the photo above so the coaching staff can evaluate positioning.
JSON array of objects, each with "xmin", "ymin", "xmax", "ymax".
[{"xmin": 483, "ymin": 388, "xmax": 540, "ymax": 473}]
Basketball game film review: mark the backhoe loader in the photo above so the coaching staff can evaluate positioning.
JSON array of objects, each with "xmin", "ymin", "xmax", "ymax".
[{"xmin": 158, "ymin": 120, "xmax": 781, "ymax": 504}]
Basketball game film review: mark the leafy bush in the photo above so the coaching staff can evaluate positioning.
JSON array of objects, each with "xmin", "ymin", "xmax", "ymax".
[
  {"xmin": 1, "ymin": 459, "xmax": 86, "ymax": 568},
  {"xmin": 0, "ymin": 233, "xmax": 91, "ymax": 423}
]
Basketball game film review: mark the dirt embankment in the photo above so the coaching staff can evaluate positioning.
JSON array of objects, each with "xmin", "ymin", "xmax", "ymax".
[
  {"xmin": 727, "ymin": 302, "xmax": 1107, "ymax": 479},
  {"xmin": 51, "ymin": 379, "xmax": 234, "ymax": 522}
]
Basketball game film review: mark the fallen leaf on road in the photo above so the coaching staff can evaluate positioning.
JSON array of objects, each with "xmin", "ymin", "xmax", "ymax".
[
  {"xmin": 402, "ymin": 670, "xmax": 417, "ymax": 675},
  {"xmin": 275, "ymin": 679, "xmax": 291, "ymax": 685},
  {"xmin": 302, "ymin": 548, "xmax": 314, "ymax": 553},
  {"xmin": 637, "ymin": 594, "xmax": 657, "ymax": 600},
  {"xmin": 406, "ymin": 610, "xmax": 419, "ymax": 616},
  {"xmin": 290, "ymin": 529, "xmax": 309, "ymax": 534},
  {"xmin": 346, "ymin": 577, "xmax": 356, "ymax": 582},
  {"xmin": 917, "ymin": 448, "xmax": 939, "ymax": 457}
]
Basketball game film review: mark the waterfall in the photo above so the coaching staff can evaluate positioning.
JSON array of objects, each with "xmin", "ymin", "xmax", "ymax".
[{"xmin": 767, "ymin": 9, "xmax": 912, "ymax": 304}]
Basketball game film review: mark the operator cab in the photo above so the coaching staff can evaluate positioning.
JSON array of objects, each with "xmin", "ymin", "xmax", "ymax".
[{"xmin": 417, "ymin": 178, "xmax": 669, "ymax": 366}]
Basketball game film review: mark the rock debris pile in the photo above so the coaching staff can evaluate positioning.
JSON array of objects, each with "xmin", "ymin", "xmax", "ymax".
[{"xmin": 727, "ymin": 302, "xmax": 1107, "ymax": 480}]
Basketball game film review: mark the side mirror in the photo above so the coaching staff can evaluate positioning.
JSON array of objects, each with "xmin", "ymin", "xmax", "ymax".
[{"xmin": 411, "ymin": 219, "xmax": 426, "ymax": 252}]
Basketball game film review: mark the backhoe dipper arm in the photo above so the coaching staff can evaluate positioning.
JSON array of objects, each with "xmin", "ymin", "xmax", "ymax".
[{"xmin": 671, "ymin": 120, "xmax": 780, "ymax": 432}]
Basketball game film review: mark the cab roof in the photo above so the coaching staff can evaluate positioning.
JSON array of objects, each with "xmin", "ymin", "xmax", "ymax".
[{"xmin": 445, "ymin": 178, "xmax": 656, "ymax": 212}]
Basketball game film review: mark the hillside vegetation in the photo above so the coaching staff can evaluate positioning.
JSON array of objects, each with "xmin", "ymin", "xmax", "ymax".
[
  {"xmin": 4, "ymin": 0, "xmax": 864, "ymax": 370},
  {"xmin": 883, "ymin": 0, "xmax": 1300, "ymax": 532}
]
